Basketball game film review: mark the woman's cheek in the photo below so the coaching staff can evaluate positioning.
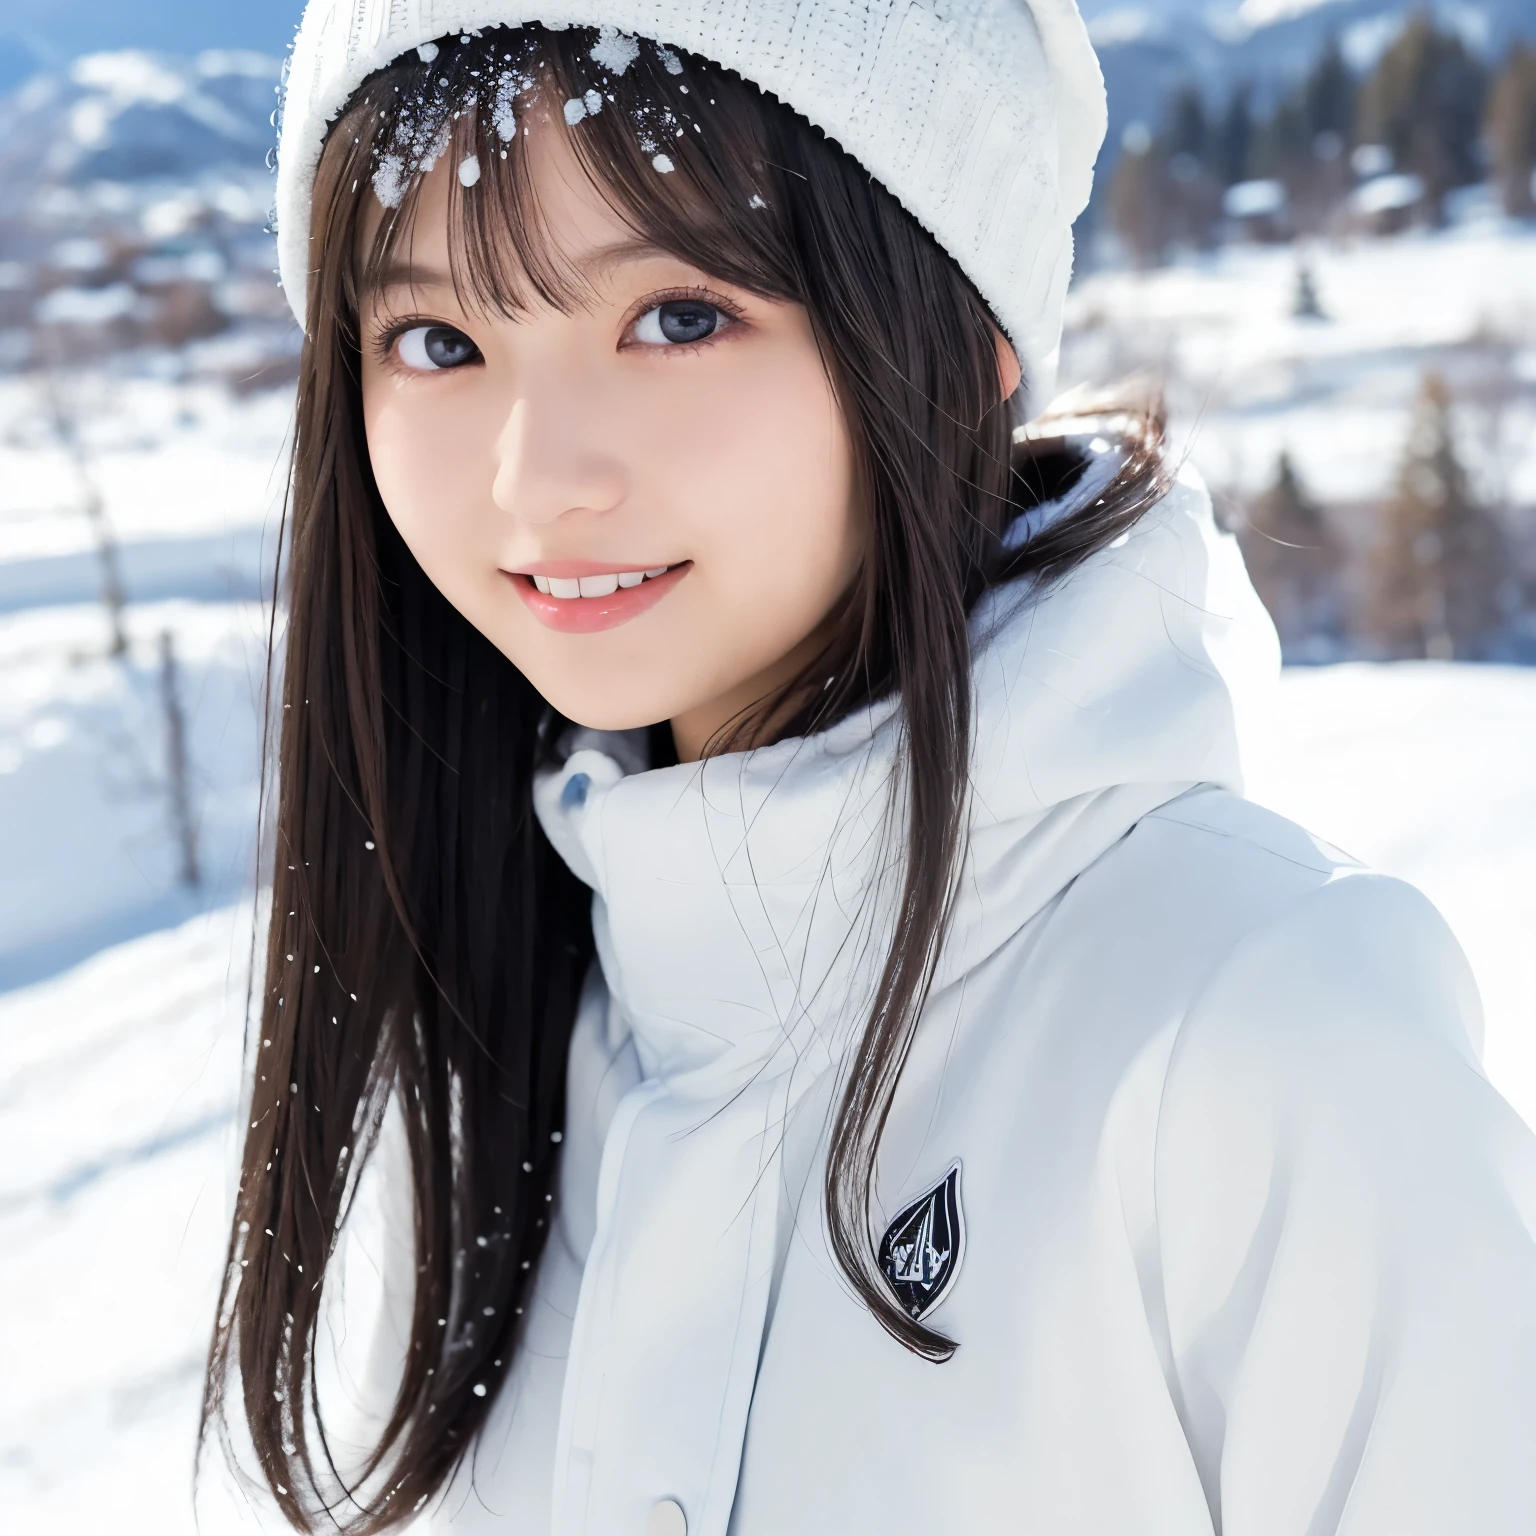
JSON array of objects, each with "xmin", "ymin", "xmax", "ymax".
[
  {"xmin": 733, "ymin": 366, "xmax": 857, "ymax": 608},
  {"xmin": 687, "ymin": 350, "xmax": 855, "ymax": 598},
  {"xmin": 365, "ymin": 386, "xmax": 487, "ymax": 590}
]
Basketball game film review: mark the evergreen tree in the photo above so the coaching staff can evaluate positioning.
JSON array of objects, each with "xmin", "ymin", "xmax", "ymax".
[
  {"xmin": 1297, "ymin": 37, "xmax": 1357, "ymax": 228},
  {"xmin": 1251, "ymin": 92, "xmax": 1309, "ymax": 184},
  {"xmin": 1245, "ymin": 36, "xmax": 1357, "ymax": 231},
  {"xmin": 1485, "ymin": 43, "xmax": 1536, "ymax": 218},
  {"xmin": 1363, "ymin": 372, "xmax": 1508, "ymax": 658},
  {"xmin": 1238, "ymin": 452, "xmax": 1342, "ymax": 656},
  {"xmin": 1304, "ymin": 37, "xmax": 1356, "ymax": 145},
  {"xmin": 1215, "ymin": 84, "xmax": 1255, "ymax": 187},
  {"xmin": 1166, "ymin": 85, "xmax": 1209, "ymax": 167},
  {"xmin": 1292, "ymin": 258, "xmax": 1325, "ymax": 318},
  {"xmin": 1162, "ymin": 86, "xmax": 1223, "ymax": 248},
  {"xmin": 1356, "ymin": 12, "xmax": 1488, "ymax": 222}
]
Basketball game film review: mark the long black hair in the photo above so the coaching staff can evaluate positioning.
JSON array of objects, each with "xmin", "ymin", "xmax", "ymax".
[{"xmin": 202, "ymin": 24, "xmax": 1167, "ymax": 1531}]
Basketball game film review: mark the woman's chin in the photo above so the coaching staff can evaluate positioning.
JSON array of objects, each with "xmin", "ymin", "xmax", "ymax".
[{"xmin": 517, "ymin": 674, "xmax": 684, "ymax": 737}]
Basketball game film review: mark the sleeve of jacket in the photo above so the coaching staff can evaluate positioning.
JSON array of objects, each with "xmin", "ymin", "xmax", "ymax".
[{"xmin": 1153, "ymin": 870, "xmax": 1536, "ymax": 1536}]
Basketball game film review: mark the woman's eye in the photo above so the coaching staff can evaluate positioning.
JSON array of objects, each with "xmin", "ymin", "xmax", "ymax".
[
  {"xmin": 394, "ymin": 325, "xmax": 480, "ymax": 372},
  {"xmin": 631, "ymin": 299, "xmax": 730, "ymax": 347}
]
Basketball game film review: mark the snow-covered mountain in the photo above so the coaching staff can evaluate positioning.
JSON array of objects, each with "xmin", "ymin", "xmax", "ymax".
[
  {"xmin": 8, "ymin": 0, "xmax": 1534, "ymax": 100},
  {"xmin": 1089, "ymin": 0, "xmax": 1534, "ymax": 168},
  {"xmin": 1082, "ymin": 0, "xmax": 1533, "ymax": 59},
  {"xmin": 0, "ymin": 51, "xmax": 294, "ymax": 416},
  {"xmin": 4, "ymin": 0, "xmax": 1531, "ymax": 184},
  {"xmin": 0, "ymin": 50, "xmax": 278, "ymax": 203}
]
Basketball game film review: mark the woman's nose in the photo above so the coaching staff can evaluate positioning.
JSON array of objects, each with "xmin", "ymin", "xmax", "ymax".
[{"xmin": 490, "ymin": 386, "xmax": 627, "ymax": 526}]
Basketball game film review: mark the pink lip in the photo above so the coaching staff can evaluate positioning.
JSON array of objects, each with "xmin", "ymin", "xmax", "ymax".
[{"xmin": 507, "ymin": 562, "xmax": 691, "ymax": 633}]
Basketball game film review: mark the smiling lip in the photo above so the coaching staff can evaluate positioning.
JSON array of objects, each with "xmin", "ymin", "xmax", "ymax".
[{"xmin": 507, "ymin": 561, "xmax": 691, "ymax": 633}]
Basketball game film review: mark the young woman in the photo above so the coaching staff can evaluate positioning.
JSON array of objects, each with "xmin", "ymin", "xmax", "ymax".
[{"xmin": 204, "ymin": 6, "xmax": 1536, "ymax": 1534}]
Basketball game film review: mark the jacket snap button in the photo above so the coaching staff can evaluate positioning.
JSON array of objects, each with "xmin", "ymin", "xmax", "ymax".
[{"xmin": 644, "ymin": 1499, "xmax": 686, "ymax": 1536}]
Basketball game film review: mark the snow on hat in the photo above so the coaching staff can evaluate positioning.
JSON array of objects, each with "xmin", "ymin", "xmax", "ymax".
[{"xmin": 274, "ymin": 0, "xmax": 1108, "ymax": 407}]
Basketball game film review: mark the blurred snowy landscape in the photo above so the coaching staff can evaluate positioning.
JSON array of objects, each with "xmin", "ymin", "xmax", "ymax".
[
  {"xmin": 1, "ymin": 2, "xmax": 1534, "ymax": 1531},
  {"xmin": 1065, "ymin": 221, "xmax": 1536, "ymax": 507}
]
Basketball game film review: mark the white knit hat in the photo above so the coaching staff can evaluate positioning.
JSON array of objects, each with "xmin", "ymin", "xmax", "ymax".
[{"xmin": 274, "ymin": 0, "xmax": 1107, "ymax": 405}]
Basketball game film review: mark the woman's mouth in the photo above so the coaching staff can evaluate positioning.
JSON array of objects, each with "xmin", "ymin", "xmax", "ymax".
[{"xmin": 508, "ymin": 561, "xmax": 690, "ymax": 633}]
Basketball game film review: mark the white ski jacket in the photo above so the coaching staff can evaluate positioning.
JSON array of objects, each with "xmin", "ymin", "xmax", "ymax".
[{"xmin": 336, "ymin": 461, "xmax": 1536, "ymax": 1536}]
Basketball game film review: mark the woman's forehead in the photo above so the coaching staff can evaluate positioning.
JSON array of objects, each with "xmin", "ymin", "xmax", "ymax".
[{"xmin": 354, "ymin": 112, "xmax": 664, "ymax": 314}]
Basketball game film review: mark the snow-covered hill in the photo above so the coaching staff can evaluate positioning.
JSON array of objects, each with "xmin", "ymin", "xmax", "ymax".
[
  {"xmin": 0, "ymin": 49, "xmax": 279, "ymax": 202},
  {"xmin": 0, "ymin": 49, "xmax": 297, "ymax": 382},
  {"xmin": 0, "ymin": 372, "xmax": 287, "ymax": 988},
  {"xmin": 0, "ymin": 598, "xmax": 268, "ymax": 991},
  {"xmin": 0, "ymin": 375, "xmax": 291, "ymax": 566},
  {"xmin": 0, "ymin": 902, "xmax": 258, "ymax": 1533}
]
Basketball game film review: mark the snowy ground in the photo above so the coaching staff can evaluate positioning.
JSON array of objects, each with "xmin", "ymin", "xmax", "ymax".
[
  {"xmin": 0, "ymin": 374, "xmax": 286, "ymax": 988},
  {"xmin": 1247, "ymin": 664, "xmax": 1536, "ymax": 1130},
  {"xmin": 0, "ymin": 903, "xmax": 256, "ymax": 1532},
  {"xmin": 1063, "ymin": 219, "xmax": 1536, "ymax": 510},
  {"xmin": 0, "ymin": 599, "xmax": 270, "ymax": 989},
  {"xmin": 0, "ymin": 376, "xmax": 292, "ymax": 566},
  {"xmin": 0, "ymin": 372, "xmax": 286, "ymax": 1530}
]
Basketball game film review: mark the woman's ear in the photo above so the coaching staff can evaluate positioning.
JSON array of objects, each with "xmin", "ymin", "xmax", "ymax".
[{"xmin": 994, "ymin": 327, "xmax": 1023, "ymax": 403}]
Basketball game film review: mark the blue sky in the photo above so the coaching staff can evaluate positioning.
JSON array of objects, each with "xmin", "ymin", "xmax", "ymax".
[{"xmin": 1, "ymin": 1, "xmax": 297, "ymax": 85}]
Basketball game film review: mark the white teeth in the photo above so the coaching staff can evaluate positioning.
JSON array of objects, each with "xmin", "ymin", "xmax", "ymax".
[{"xmin": 535, "ymin": 566, "xmax": 674, "ymax": 599}]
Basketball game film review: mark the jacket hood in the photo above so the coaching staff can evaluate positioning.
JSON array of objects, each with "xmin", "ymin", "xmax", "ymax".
[{"xmin": 528, "ymin": 453, "xmax": 1280, "ymax": 1536}]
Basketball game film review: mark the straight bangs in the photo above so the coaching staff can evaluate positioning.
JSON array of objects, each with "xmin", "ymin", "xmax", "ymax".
[{"xmin": 336, "ymin": 26, "xmax": 805, "ymax": 345}]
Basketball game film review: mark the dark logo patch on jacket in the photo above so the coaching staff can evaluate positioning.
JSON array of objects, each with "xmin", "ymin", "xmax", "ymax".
[{"xmin": 878, "ymin": 1160, "xmax": 965, "ymax": 1320}]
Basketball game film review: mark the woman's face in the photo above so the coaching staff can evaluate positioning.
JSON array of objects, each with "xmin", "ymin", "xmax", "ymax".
[{"xmin": 357, "ymin": 105, "xmax": 862, "ymax": 761}]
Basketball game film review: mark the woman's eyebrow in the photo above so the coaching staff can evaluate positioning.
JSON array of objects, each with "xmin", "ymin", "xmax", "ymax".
[
  {"xmin": 357, "ymin": 242, "xmax": 685, "ymax": 307},
  {"xmin": 573, "ymin": 238, "xmax": 674, "ymax": 278},
  {"xmin": 359, "ymin": 261, "xmax": 454, "ymax": 299}
]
